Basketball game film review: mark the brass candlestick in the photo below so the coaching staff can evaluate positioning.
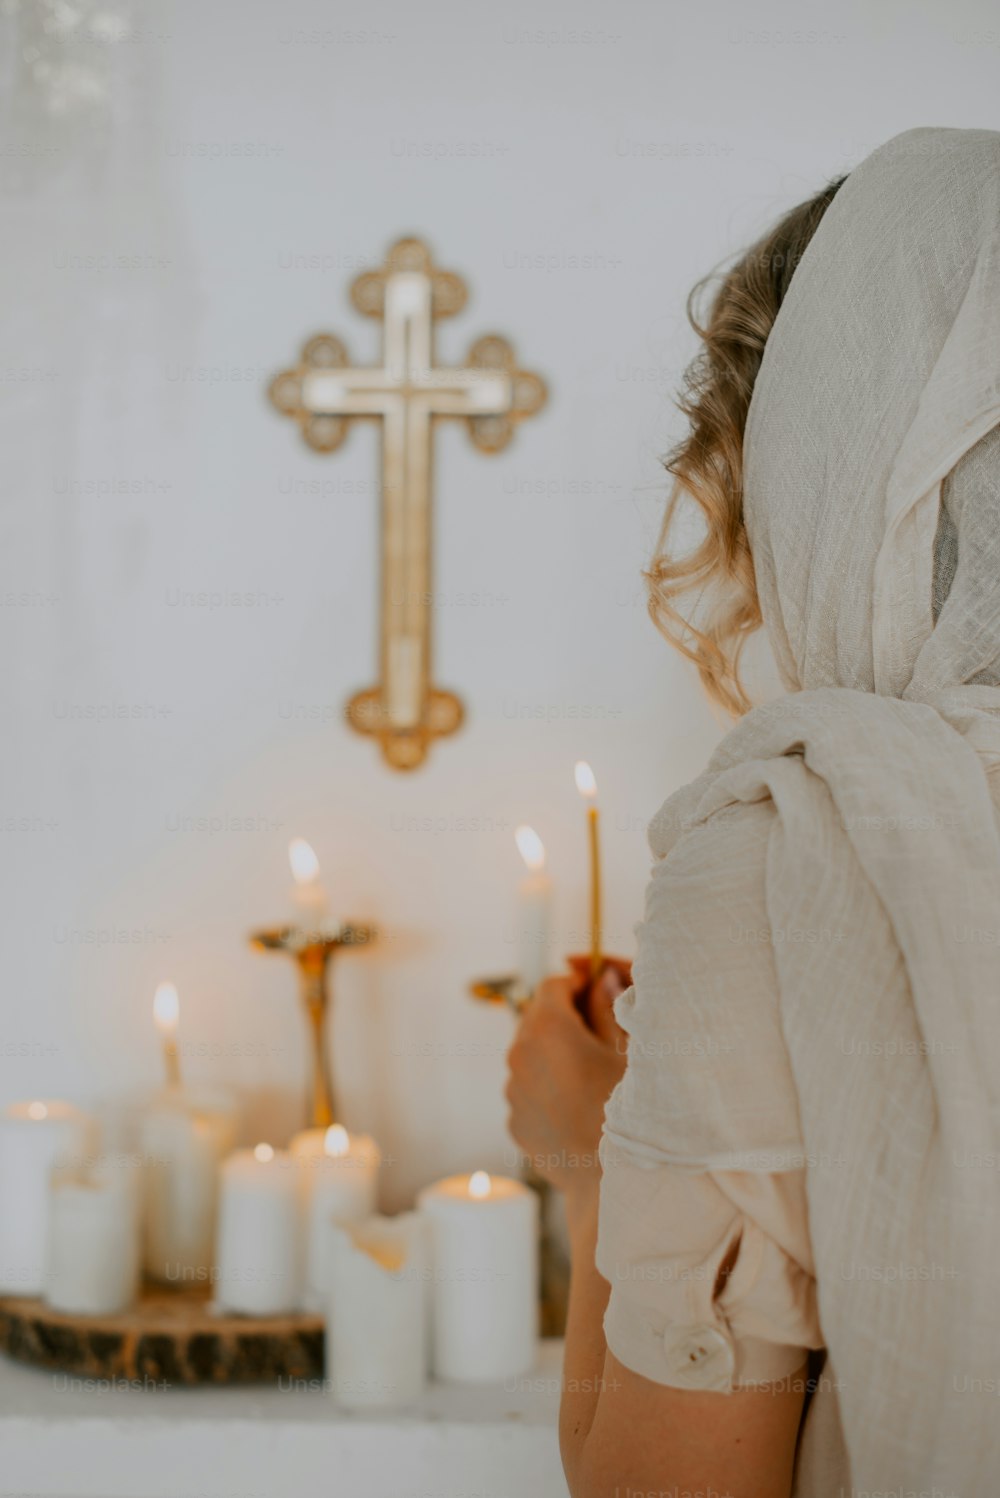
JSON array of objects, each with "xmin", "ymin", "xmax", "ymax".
[
  {"xmin": 250, "ymin": 922, "xmax": 377, "ymax": 1128},
  {"xmin": 468, "ymin": 974, "xmax": 532, "ymax": 1014}
]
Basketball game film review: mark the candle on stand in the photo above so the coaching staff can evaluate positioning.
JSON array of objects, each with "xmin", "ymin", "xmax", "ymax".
[
  {"xmin": 291, "ymin": 1123, "xmax": 380, "ymax": 1309},
  {"xmin": 514, "ymin": 825, "xmax": 552, "ymax": 995},
  {"xmin": 214, "ymin": 1143, "xmax": 303, "ymax": 1315},
  {"xmin": 574, "ymin": 760, "xmax": 603, "ymax": 980},
  {"xmin": 140, "ymin": 984, "xmax": 238, "ymax": 1284},
  {"xmin": 0, "ymin": 1101, "xmax": 95, "ymax": 1295},
  {"xmin": 152, "ymin": 980, "xmax": 181, "ymax": 1087},
  {"xmin": 44, "ymin": 1158, "xmax": 140, "ymax": 1315},
  {"xmin": 289, "ymin": 837, "xmax": 329, "ymax": 929},
  {"xmin": 417, "ymin": 1170, "xmax": 538, "ymax": 1382},
  {"xmin": 327, "ymin": 1213, "xmax": 428, "ymax": 1409}
]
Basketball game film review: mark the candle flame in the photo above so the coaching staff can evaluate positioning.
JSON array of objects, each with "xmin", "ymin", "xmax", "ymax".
[
  {"xmin": 324, "ymin": 1124, "xmax": 350, "ymax": 1157},
  {"xmin": 574, "ymin": 760, "xmax": 597, "ymax": 800},
  {"xmin": 152, "ymin": 982, "xmax": 179, "ymax": 1036},
  {"xmin": 254, "ymin": 1142, "xmax": 275, "ymax": 1163},
  {"xmin": 27, "ymin": 1101, "xmax": 48, "ymax": 1121},
  {"xmin": 289, "ymin": 837, "xmax": 321, "ymax": 885},
  {"xmin": 469, "ymin": 1170, "xmax": 492, "ymax": 1199},
  {"xmin": 514, "ymin": 824, "xmax": 546, "ymax": 872}
]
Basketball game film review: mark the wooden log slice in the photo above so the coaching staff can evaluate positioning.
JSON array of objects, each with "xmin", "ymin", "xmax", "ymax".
[{"xmin": 0, "ymin": 1284, "xmax": 324, "ymax": 1386}]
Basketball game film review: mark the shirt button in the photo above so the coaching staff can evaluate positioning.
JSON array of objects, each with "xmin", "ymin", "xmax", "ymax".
[{"xmin": 661, "ymin": 1322, "xmax": 735, "ymax": 1392}]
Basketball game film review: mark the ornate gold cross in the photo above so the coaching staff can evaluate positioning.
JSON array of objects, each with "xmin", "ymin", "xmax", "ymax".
[{"xmin": 269, "ymin": 237, "xmax": 546, "ymax": 771}]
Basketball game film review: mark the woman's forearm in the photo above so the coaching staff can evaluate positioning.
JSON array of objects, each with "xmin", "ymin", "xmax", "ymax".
[
  {"xmin": 558, "ymin": 1184, "xmax": 611, "ymax": 1489},
  {"xmin": 557, "ymin": 1182, "xmax": 808, "ymax": 1498}
]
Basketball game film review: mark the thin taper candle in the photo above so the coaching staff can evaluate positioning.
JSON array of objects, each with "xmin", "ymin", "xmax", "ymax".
[
  {"xmin": 574, "ymin": 762, "xmax": 602, "ymax": 980},
  {"xmin": 587, "ymin": 803, "xmax": 602, "ymax": 978}
]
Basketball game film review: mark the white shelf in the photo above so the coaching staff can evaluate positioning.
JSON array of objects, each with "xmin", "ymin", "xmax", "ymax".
[{"xmin": 0, "ymin": 1338, "xmax": 568, "ymax": 1498}]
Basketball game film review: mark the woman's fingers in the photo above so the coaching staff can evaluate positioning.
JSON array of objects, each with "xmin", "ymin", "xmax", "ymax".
[
  {"xmin": 532, "ymin": 973, "xmax": 581, "ymax": 1018},
  {"xmin": 561, "ymin": 954, "xmax": 631, "ymax": 1045},
  {"xmin": 589, "ymin": 966, "xmax": 628, "ymax": 1046},
  {"xmin": 504, "ymin": 963, "xmax": 629, "ymax": 1192},
  {"xmin": 566, "ymin": 953, "xmax": 632, "ymax": 985}
]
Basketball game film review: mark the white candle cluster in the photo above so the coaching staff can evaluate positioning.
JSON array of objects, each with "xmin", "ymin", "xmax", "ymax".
[
  {"xmin": 323, "ymin": 1167, "xmax": 537, "ymax": 1405},
  {"xmin": 0, "ymin": 843, "xmax": 545, "ymax": 1391},
  {"xmin": 0, "ymin": 1088, "xmax": 540, "ymax": 1394}
]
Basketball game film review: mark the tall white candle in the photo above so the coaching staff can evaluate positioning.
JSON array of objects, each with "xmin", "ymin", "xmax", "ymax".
[
  {"xmin": 328, "ymin": 1213, "xmax": 428, "ymax": 1409},
  {"xmin": 417, "ymin": 1170, "xmax": 538, "ymax": 1382},
  {"xmin": 44, "ymin": 1159, "xmax": 140, "ymax": 1315},
  {"xmin": 0, "ymin": 1101, "xmax": 94, "ymax": 1295},
  {"xmin": 140, "ymin": 1084, "xmax": 238, "ymax": 1285},
  {"xmin": 514, "ymin": 825, "xmax": 552, "ymax": 993},
  {"xmin": 288, "ymin": 837, "xmax": 329, "ymax": 928},
  {"xmin": 290, "ymin": 1124, "xmax": 380, "ymax": 1309},
  {"xmin": 214, "ymin": 1144, "xmax": 302, "ymax": 1315}
]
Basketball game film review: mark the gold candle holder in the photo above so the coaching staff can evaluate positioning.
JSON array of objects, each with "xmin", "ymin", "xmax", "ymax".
[
  {"xmin": 468, "ymin": 974, "xmax": 532, "ymax": 1014},
  {"xmin": 249, "ymin": 922, "xmax": 377, "ymax": 1128}
]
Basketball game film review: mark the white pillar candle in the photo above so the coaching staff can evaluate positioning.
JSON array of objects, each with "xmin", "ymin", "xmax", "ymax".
[
  {"xmin": 214, "ymin": 1144, "xmax": 302, "ymax": 1315},
  {"xmin": 44, "ymin": 1159, "xmax": 140, "ymax": 1315},
  {"xmin": 139, "ymin": 1084, "xmax": 238, "ymax": 1285},
  {"xmin": 0, "ymin": 1101, "xmax": 94, "ymax": 1295},
  {"xmin": 417, "ymin": 1170, "xmax": 539, "ymax": 1382},
  {"xmin": 514, "ymin": 825, "xmax": 552, "ymax": 993},
  {"xmin": 290, "ymin": 1124, "xmax": 380, "ymax": 1309},
  {"xmin": 328, "ymin": 1213, "xmax": 427, "ymax": 1409}
]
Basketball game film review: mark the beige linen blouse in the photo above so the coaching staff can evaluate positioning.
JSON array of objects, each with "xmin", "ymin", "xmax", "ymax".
[
  {"xmin": 598, "ymin": 756, "xmax": 1000, "ymax": 1490},
  {"xmin": 595, "ymin": 794, "xmax": 848, "ymax": 1487}
]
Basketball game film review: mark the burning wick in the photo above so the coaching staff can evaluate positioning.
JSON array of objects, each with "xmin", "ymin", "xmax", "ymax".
[
  {"xmin": 515, "ymin": 824, "xmax": 545, "ymax": 871},
  {"xmin": 288, "ymin": 837, "xmax": 329, "ymax": 929},
  {"xmin": 469, "ymin": 1170, "xmax": 492, "ymax": 1200}
]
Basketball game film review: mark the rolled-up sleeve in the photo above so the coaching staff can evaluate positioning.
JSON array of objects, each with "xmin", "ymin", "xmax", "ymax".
[{"xmin": 597, "ymin": 1140, "xmax": 822, "ymax": 1390}]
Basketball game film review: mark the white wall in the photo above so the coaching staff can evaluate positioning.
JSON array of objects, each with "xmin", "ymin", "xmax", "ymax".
[{"xmin": 4, "ymin": 0, "xmax": 998, "ymax": 1207}]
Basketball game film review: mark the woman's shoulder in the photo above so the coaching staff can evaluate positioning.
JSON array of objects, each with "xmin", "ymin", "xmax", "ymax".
[
  {"xmin": 630, "ymin": 793, "xmax": 778, "ymax": 1017},
  {"xmin": 649, "ymin": 790, "xmax": 777, "ymax": 892}
]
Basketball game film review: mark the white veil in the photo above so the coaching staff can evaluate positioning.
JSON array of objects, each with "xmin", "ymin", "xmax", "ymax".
[{"xmin": 632, "ymin": 128, "xmax": 1000, "ymax": 1490}]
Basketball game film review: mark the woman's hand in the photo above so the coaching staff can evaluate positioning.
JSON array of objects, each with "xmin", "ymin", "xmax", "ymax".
[{"xmin": 504, "ymin": 957, "xmax": 630, "ymax": 1200}]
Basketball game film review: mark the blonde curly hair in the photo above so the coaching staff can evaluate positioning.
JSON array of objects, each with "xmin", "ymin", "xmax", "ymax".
[{"xmin": 647, "ymin": 177, "xmax": 847, "ymax": 716}]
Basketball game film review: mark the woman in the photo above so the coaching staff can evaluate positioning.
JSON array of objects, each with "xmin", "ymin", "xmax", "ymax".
[{"xmin": 506, "ymin": 126, "xmax": 1000, "ymax": 1497}]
